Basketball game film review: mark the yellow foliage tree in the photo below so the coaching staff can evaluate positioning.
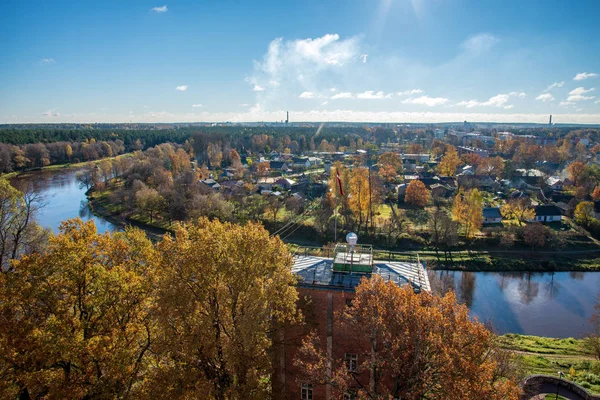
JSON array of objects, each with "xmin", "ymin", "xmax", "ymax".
[
  {"xmin": 0, "ymin": 219, "xmax": 158, "ymax": 399},
  {"xmin": 574, "ymin": 201, "xmax": 595, "ymax": 226},
  {"xmin": 452, "ymin": 189, "xmax": 484, "ymax": 238},
  {"xmin": 147, "ymin": 218, "xmax": 299, "ymax": 399},
  {"xmin": 438, "ymin": 146, "xmax": 461, "ymax": 177},
  {"xmin": 501, "ymin": 199, "xmax": 535, "ymax": 226}
]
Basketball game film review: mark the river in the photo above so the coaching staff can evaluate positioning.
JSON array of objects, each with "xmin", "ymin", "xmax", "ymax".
[
  {"xmin": 9, "ymin": 168, "xmax": 118, "ymax": 234},
  {"xmin": 7, "ymin": 167, "xmax": 600, "ymax": 338}
]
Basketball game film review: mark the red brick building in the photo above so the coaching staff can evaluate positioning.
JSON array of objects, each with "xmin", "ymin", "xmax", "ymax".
[{"xmin": 273, "ymin": 245, "xmax": 429, "ymax": 400}]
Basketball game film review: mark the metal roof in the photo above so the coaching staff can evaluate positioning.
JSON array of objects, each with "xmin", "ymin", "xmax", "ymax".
[{"xmin": 291, "ymin": 255, "xmax": 430, "ymax": 292}]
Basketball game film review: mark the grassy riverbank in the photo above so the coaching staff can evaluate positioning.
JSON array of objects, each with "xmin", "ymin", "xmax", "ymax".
[
  {"xmin": 499, "ymin": 334, "xmax": 600, "ymax": 394},
  {"xmin": 86, "ymin": 185, "xmax": 600, "ymax": 272},
  {"xmin": 0, "ymin": 153, "xmax": 133, "ymax": 179},
  {"xmin": 288, "ymin": 243, "xmax": 600, "ymax": 272}
]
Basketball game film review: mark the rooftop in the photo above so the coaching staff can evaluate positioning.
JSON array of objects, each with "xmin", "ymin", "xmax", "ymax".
[{"xmin": 292, "ymin": 255, "xmax": 430, "ymax": 292}]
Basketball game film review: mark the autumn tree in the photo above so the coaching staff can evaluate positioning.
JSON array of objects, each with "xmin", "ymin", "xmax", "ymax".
[
  {"xmin": 348, "ymin": 167, "xmax": 382, "ymax": 233},
  {"xmin": 295, "ymin": 276, "xmax": 520, "ymax": 400},
  {"xmin": 501, "ymin": 199, "xmax": 535, "ymax": 226},
  {"xmin": 377, "ymin": 152, "xmax": 403, "ymax": 183},
  {"xmin": 266, "ymin": 195, "xmax": 284, "ymax": 223},
  {"xmin": 65, "ymin": 143, "xmax": 73, "ymax": 159},
  {"xmin": 523, "ymin": 223, "xmax": 547, "ymax": 250},
  {"xmin": 452, "ymin": 189, "xmax": 484, "ymax": 239},
  {"xmin": 461, "ymin": 152, "xmax": 483, "ymax": 168},
  {"xmin": 256, "ymin": 161, "xmax": 270, "ymax": 180},
  {"xmin": 477, "ymin": 156, "xmax": 505, "ymax": 178},
  {"xmin": 75, "ymin": 163, "xmax": 99, "ymax": 191},
  {"xmin": 438, "ymin": 146, "xmax": 461, "ymax": 176},
  {"xmin": 0, "ymin": 179, "xmax": 48, "ymax": 271},
  {"xmin": 568, "ymin": 161, "xmax": 589, "ymax": 187},
  {"xmin": 574, "ymin": 201, "xmax": 595, "ymax": 226},
  {"xmin": 169, "ymin": 148, "xmax": 191, "ymax": 176},
  {"xmin": 428, "ymin": 209, "xmax": 459, "ymax": 260},
  {"xmin": 0, "ymin": 219, "xmax": 158, "ymax": 399},
  {"xmin": 148, "ymin": 218, "xmax": 299, "ymax": 399},
  {"xmin": 592, "ymin": 186, "xmax": 600, "ymax": 201},
  {"xmin": 135, "ymin": 186, "xmax": 165, "ymax": 223},
  {"xmin": 228, "ymin": 149, "xmax": 244, "ymax": 178},
  {"xmin": 207, "ymin": 142, "xmax": 223, "ymax": 169},
  {"xmin": 405, "ymin": 180, "xmax": 430, "ymax": 207}
]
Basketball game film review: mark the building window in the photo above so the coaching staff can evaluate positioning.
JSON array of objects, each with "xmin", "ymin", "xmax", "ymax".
[
  {"xmin": 345, "ymin": 353, "xmax": 358, "ymax": 372},
  {"xmin": 301, "ymin": 384, "xmax": 313, "ymax": 400}
]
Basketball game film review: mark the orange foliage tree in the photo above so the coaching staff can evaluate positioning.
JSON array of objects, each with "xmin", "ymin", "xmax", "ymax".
[
  {"xmin": 294, "ymin": 276, "xmax": 520, "ymax": 400},
  {"xmin": 405, "ymin": 180, "xmax": 430, "ymax": 207},
  {"xmin": 568, "ymin": 161, "xmax": 589, "ymax": 187},
  {"xmin": 592, "ymin": 186, "xmax": 600, "ymax": 201},
  {"xmin": 377, "ymin": 152, "xmax": 403, "ymax": 183}
]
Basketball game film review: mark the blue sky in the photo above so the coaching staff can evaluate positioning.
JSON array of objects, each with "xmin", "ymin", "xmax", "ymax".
[{"xmin": 1, "ymin": 0, "xmax": 600, "ymax": 123}]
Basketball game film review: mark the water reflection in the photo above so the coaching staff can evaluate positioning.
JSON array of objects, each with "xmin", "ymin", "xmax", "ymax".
[
  {"xmin": 428, "ymin": 269, "xmax": 600, "ymax": 337},
  {"xmin": 9, "ymin": 168, "xmax": 118, "ymax": 234}
]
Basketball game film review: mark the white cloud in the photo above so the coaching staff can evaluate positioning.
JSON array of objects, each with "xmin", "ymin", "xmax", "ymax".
[
  {"xmin": 21, "ymin": 109, "xmax": 600, "ymax": 125},
  {"xmin": 509, "ymin": 91, "xmax": 526, "ymax": 98},
  {"xmin": 330, "ymin": 87, "xmax": 337, "ymax": 92},
  {"xmin": 360, "ymin": 54, "xmax": 368, "ymax": 63},
  {"xmin": 574, "ymin": 72, "xmax": 598, "ymax": 81},
  {"xmin": 40, "ymin": 58, "xmax": 55, "ymax": 64},
  {"xmin": 456, "ymin": 92, "xmax": 525, "ymax": 109},
  {"xmin": 535, "ymin": 93, "xmax": 554, "ymax": 102},
  {"xmin": 249, "ymin": 33, "xmax": 361, "ymax": 106},
  {"xmin": 192, "ymin": 104, "xmax": 203, "ymax": 108},
  {"xmin": 321, "ymin": 101, "xmax": 328, "ymax": 106},
  {"xmin": 42, "ymin": 109, "xmax": 60, "ymax": 117},
  {"xmin": 402, "ymin": 96, "xmax": 449, "ymax": 107},
  {"xmin": 299, "ymin": 91, "xmax": 314, "ymax": 98},
  {"xmin": 567, "ymin": 87, "xmax": 595, "ymax": 102},
  {"xmin": 176, "ymin": 85, "xmax": 188, "ymax": 91},
  {"xmin": 397, "ymin": 89, "xmax": 423, "ymax": 96},
  {"xmin": 559, "ymin": 101, "xmax": 574, "ymax": 107},
  {"xmin": 504, "ymin": 105, "xmax": 514, "ymax": 109},
  {"xmin": 596, "ymin": 99, "xmax": 600, "ymax": 104},
  {"xmin": 253, "ymin": 85, "xmax": 265, "ymax": 91},
  {"xmin": 331, "ymin": 92, "xmax": 354, "ymax": 99},
  {"xmin": 240, "ymin": 103, "xmax": 250, "ymax": 107},
  {"xmin": 545, "ymin": 81, "xmax": 564, "ymax": 91},
  {"xmin": 356, "ymin": 90, "xmax": 390, "ymax": 99},
  {"xmin": 151, "ymin": 5, "xmax": 168, "ymax": 12},
  {"xmin": 460, "ymin": 33, "xmax": 499, "ymax": 55}
]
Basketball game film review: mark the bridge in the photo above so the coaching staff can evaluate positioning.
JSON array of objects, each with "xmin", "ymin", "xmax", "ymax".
[{"xmin": 520, "ymin": 375, "xmax": 600, "ymax": 400}]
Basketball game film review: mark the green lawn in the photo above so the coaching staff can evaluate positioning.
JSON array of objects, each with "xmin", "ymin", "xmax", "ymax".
[{"xmin": 499, "ymin": 334, "xmax": 600, "ymax": 394}]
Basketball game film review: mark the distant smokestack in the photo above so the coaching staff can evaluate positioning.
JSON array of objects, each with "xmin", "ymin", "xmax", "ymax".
[
  {"xmin": 286, "ymin": 111, "xmax": 289, "ymax": 124},
  {"xmin": 549, "ymin": 114, "xmax": 552, "ymax": 125}
]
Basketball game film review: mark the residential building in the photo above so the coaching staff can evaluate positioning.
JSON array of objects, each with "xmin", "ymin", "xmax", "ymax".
[
  {"xmin": 272, "ymin": 242, "xmax": 429, "ymax": 399},
  {"xmin": 531, "ymin": 205, "xmax": 562, "ymax": 222},
  {"xmin": 482, "ymin": 207, "xmax": 502, "ymax": 224}
]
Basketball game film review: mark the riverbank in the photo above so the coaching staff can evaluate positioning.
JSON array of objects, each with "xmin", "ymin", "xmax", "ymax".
[
  {"xmin": 0, "ymin": 153, "xmax": 133, "ymax": 180},
  {"xmin": 87, "ymin": 187, "xmax": 600, "ymax": 272},
  {"xmin": 498, "ymin": 334, "xmax": 600, "ymax": 394}
]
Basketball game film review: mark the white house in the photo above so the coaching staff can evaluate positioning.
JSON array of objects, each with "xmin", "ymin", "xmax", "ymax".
[
  {"xmin": 546, "ymin": 176, "xmax": 564, "ymax": 191},
  {"xmin": 531, "ymin": 205, "xmax": 562, "ymax": 222}
]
